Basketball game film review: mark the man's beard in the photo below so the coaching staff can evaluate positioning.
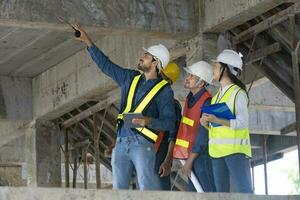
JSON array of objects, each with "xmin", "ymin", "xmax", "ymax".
[{"xmin": 137, "ymin": 60, "xmax": 151, "ymax": 72}]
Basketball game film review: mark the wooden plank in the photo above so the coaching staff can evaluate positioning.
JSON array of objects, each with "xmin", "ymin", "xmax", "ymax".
[
  {"xmin": 69, "ymin": 139, "xmax": 89, "ymax": 150},
  {"xmin": 64, "ymin": 128, "xmax": 70, "ymax": 188},
  {"xmin": 72, "ymin": 150, "xmax": 78, "ymax": 188},
  {"xmin": 75, "ymin": 109, "xmax": 115, "ymax": 144},
  {"xmin": 62, "ymin": 90, "xmax": 119, "ymax": 128},
  {"xmin": 83, "ymin": 149, "xmax": 88, "ymax": 189},
  {"xmin": 93, "ymin": 113, "xmax": 101, "ymax": 189},
  {"xmin": 246, "ymin": 43, "xmax": 281, "ymax": 64},
  {"xmin": 233, "ymin": 3, "xmax": 300, "ymax": 44}
]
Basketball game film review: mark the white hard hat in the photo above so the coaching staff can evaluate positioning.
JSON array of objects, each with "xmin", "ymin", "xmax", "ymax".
[
  {"xmin": 212, "ymin": 49, "xmax": 243, "ymax": 75},
  {"xmin": 143, "ymin": 44, "xmax": 170, "ymax": 70},
  {"xmin": 184, "ymin": 61, "xmax": 213, "ymax": 84}
]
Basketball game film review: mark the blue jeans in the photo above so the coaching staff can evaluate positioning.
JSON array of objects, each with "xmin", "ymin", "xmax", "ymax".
[
  {"xmin": 111, "ymin": 135, "xmax": 160, "ymax": 190},
  {"xmin": 188, "ymin": 152, "xmax": 216, "ymax": 192},
  {"xmin": 154, "ymin": 142, "xmax": 171, "ymax": 190},
  {"xmin": 212, "ymin": 153, "xmax": 253, "ymax": 193}
]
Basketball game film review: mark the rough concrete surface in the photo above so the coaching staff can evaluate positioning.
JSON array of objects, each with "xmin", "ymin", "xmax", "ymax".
[
  {"xmin": 0, "ymin": 167, "xmax": 26, "ymax": 187},
  {"xmin": 0, "ymin": 187, "xmax": 299, "ymax": 200},
  {"xmin": 203, "ymin": 0, "xmax": 298, "ymax": 32}
]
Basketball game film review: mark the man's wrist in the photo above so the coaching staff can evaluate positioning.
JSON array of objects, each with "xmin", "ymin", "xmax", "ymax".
[{"xmin": 86, "ymin": 39, "xmax": 93, "ymax": 48}]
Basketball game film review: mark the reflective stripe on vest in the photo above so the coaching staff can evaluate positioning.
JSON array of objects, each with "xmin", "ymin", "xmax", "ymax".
[
  {"xmin": 181, "ymin": 116, "xmax": 194, "ymax": 127},
  {"xmin": 117, "ymin": 74, "xmax": 168, "ymax": 143},
  {"xmin": 175, "ymin": 138, "xmax": 189, "ymax": 148},
  {"xmin": 117, "ymin": 75, "xmax": 142, "ymax": 121},
  {"xmin": 209, "ymin": 84, "xmax": 251, "ymax": 158},
  {"xmin": 209, "ymin": 138, "xmax": 250, "ymax": 145},
  {"xmin": 135, "ymin": 127, "xmax": 158, "ymax": 142}
]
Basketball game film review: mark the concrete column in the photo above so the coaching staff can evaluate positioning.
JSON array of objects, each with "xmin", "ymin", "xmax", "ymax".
[
  {"xmin": 25, "ymin": 120, "xmax": 37, "ymax": 187},
  {"xmin": 25, "ymin": 120, "xmax": 61, "ymax": 187}
]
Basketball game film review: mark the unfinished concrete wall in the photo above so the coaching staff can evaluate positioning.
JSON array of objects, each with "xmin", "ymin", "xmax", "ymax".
[
  {"xmin": 0, "ymin": 120, "xmax": 29, "ymax": 186},
  {"xmin": 0, "ymin": 136, "xmax": 25, "ymax": 163},
  {"xmin": 33, "ymin": 35, "xmax": 177, "ymax": 120},
  {"xmin": 0, "ymin": 166, "xmax": 26, "ymax": 187},
  {"xmin": 249, "ymin": 81, "xmax": 295, "ymax": 133},
  {"xmin": 0, "ymin": 76, "xmax": 32, "ymax": 186},
  {"xmin": 0, "ymin": 76, "xmax": 32, "ymax": 120}
]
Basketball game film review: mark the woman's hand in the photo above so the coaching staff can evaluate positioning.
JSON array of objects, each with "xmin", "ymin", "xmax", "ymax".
[{"xmin": 202, "ymin": 113, "xmax": 217, "ymax": 123}]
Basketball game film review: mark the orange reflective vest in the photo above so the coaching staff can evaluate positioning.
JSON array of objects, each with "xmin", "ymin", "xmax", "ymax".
[{"xmin": 173, "ymin": 91, "xmax": 211, "ymax": 159}]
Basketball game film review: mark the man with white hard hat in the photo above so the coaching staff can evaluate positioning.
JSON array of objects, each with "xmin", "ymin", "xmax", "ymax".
[
  {"xmin": 73, "ymin": 23, "xmax": 176, "ymax": 190},
  {"xmin": 173, "ymin": 61, "xmax": 216, "ymax": 192}
]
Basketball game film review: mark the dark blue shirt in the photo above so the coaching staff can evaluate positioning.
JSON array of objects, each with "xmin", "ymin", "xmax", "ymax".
[
  {"xmin": 186, "ymin": 88, "xmax": 211, "ymax": 154},
  {"xmin": 87, "ymin": 44, "xmax": 176, "ymax": 137},
  {"xmin": 161, "ymin": 99, "xmax": 182, "ymax": 144}
]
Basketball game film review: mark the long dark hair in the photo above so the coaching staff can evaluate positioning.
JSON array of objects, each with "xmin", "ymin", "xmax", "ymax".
[{"xmin": 220, "ymin": 62, "xmax": 248, "ymax": 95}]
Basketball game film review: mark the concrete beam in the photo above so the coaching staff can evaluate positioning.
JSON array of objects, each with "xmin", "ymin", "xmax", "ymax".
[
  {"xmin": 246, "ymin": 43, "xmax": 281, "ymax": 64},
  {"xmin": 249, "ymin": 104, "xmax": 295, "ymax": 112},
  {"xmin": 0, "ymin": 0, "xmax": 198, "ymax": 39},
  {"xmin": 250, "ymin": 130, "xmax": 296, "ymax": 136},
  {"xmin": 203, "ymin": 0, "xmax": 299, "ymax": 33}
]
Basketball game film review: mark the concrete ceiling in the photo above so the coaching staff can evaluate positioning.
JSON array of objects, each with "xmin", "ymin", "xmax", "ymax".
[
  {"xmin": 0, "ymin": 27, "xmax": 84, "ymax": 77},
  {"xmin": 0, "ymin": 0, "xmax": 197, "ymax": 78}
]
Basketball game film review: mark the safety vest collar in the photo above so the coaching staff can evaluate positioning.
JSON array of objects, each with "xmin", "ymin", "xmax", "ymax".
[{"xmin": 211, "ymin": 84, "xmax": 236, "ymax": 104}]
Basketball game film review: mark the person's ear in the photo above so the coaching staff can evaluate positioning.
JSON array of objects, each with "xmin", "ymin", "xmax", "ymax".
[
  {"xmin": 197, "ymin": 80, "xmax": 205, "ymax": 88},
  {"xmin": 152, "ymin": 60, "xmax": 158, "ymax": 67}
]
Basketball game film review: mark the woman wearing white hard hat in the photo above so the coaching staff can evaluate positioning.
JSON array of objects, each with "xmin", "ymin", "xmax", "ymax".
[{"xmin": 201, "ymin": 49, "xmax": 252, "ymax": 193}]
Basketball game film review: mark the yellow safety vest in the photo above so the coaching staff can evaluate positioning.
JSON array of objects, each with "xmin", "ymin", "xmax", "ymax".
[
  {"xmin": 117, "ymin": 74, "xmax": 169, "ymax": 143},
  {"xmin": 209, "ymin": 84, "xmax": 252, "ymax": 158}
]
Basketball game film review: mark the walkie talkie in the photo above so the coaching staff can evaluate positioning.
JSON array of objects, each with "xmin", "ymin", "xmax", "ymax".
[{"xmin": 57, "ymin": 17, "xmax": 81, "ymax": 38}]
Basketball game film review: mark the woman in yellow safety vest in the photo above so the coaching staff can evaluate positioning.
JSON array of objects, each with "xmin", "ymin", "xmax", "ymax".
[{"xmin": 200, "ymin": 49, "xmax": 252, "ymax": 193}]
